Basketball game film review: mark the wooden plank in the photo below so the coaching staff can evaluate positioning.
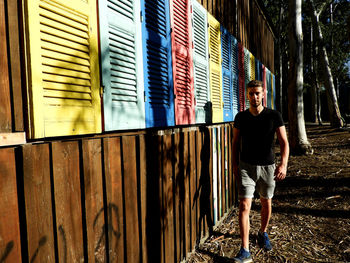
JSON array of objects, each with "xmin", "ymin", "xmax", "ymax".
[
  {"xmin": 173, "ymin": 132, "xmax": 181, "ymax": 262},
  {"xmin": 81, "ymin": 139, "xmax": 106, "ymax": 262},
  {"xmin": 190, "ymin": 130, "xmax": 197, "ymax": 249},
  {"xmin": 122, "ymin": 136, "xmax": 140, "ymax": 263},
  {"xmin": 228, "ymin": 124, "xmax": 233, "ymax": 208},
  {"xmin": 51, "ymin": 141, "xmax": 84, "ymax": 262},
  {"xmin": 163, "ymin": 134, "xmax": 175, "ymax": 263},
  {"xmin": 0, "ymin": 132, "xmax": 26, "ymax": 147},
  {"xmin": 0, "ymin": 0, "xmax": 12, "ymax": 132},
  {"xmin": 183, "ymin": 131, "xmax": 191, "ymax": 259},
  {"xmin": 208, "ymin": 128, "xmax": 214, "ymax": 226},
  {"xmin": 221, "ymin": 126, "xmax": 226, "ymax": 214},
  {"xmin": 139, "ymin": 135, "xmax": 148, "ymax": 263},
  {"xmin": 0, "ymin": 148, "xmax": 21, "ymax": 262},
  {"xmin": 103, "ymin": 137, "xmax": 124, "ymax": 263},
  {"xmin": 7, "ymin": 0, "xmax": 24, "ymax": 131},
  {"xmin": 22, "ymin": 143, "xmax": 55, "ymax": 262},
  {"xmin": 158, "ymin": 135, "xmax": 164, "ymax": 263}
]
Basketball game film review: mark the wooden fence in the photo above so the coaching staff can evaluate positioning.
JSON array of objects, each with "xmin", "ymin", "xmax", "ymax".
[{"xmin": 0, "ymin": 123, "xmax": 236, "ymax": 262}]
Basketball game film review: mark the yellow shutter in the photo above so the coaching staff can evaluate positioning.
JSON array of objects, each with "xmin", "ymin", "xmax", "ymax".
[
  {"xmin": 24, "ymin": 0, "xmax": 101, "ymax": 138},
  {"xmin": 208, "ymin": 13, "xmax": 223, "ymax": 123},
  {"xmin": 250, "ymin": 53, "xmax": 255, "ymax": 81}
]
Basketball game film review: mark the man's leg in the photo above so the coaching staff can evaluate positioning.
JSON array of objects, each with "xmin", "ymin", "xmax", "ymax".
[
  {"xmin": 260, "ymin": 197, "xmax": 272, "ymax": 232},
  {"xmin": 239, "ymin": 198, "xmax": 252, "ymax": 249},
  {"xmin": 257, "ymin": 197, "xmax": 273, "ymax": 251}
]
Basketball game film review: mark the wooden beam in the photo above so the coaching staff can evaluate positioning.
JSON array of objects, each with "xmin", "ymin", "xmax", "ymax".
[
  {"xmin": 0, "ymin": 0, "xmax": 12, "ymax": 132},
  {"xmin": 0, "ymin": 132, "xmax": 26, "ymax": 147}
]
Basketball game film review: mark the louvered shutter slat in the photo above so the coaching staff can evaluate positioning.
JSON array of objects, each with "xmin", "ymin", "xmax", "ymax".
[
  {"xmin": 221, "ymin": 26, "xmax": 233, "ymax": 122},
  {"xmin": 25, "ymin": 0, "xmax": 101, "ymax": 138},
  {"xmin": 238, "ymin": 43, "xmax": 245, "ymax": 111},
  {"xmin": 231, "ymin": 36, "xmax": 239, "ymax": 118},
  {"xmin": 266, "ymin": 68, "xmax": 272, "ymax": 108},
  {"xmin": 170, "ymin": 0, "xmax": 195, "ymax": 125},
  {"xmin": 192, "ymin": 0, "xmax": 210, "ymax": 123},
  {"xmin": 99, "ymin": 0, "xmax": 145, "ymax": 131},
  {"xmin": 208, "ymin": 13, "xmax": 223, "ymax": 123},
  {"xmin": 262, "ymin": 65, "xmax": 267, "ymax": 107},
  {"xmin": 244, "ymin": 48, "xmax": 250, "ymax": 109},
  {"xmin": 141, "ymin": 0, "xmax": 175, "ymax": 127}
]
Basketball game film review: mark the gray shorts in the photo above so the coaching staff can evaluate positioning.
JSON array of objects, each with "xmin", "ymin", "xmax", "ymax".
[{"xmin": 238, "ymin": 161, "xmax": 276, "ymax": 199}]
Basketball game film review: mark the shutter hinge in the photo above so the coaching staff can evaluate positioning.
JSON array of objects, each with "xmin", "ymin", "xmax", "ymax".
[
  {"xmin": 140, "ymin": 11, "xmax": 143, "ymax": 23},
  {"xmin": 100, "ymin": 86, "xmax": 104, "ymax": 97},
  {"xmin": 144, "ymin": 91, "xmax": 147, "ymax": 102}
]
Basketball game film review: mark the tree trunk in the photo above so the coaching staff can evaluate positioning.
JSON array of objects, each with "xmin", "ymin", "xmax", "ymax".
[
  {"xmin": 277, "ymin": 1, "xmax": 284, "ymax": 115},
  {"xmin": 309, "ymin": 0, "xmax": 343, "ymax": 128},
  {"xmin": 310, "ymin": 25, "xmax": 317, "ymax": 123},
  {"xmin": 288, "ymin": 0, "xmax": 313, "ymax": 155}
]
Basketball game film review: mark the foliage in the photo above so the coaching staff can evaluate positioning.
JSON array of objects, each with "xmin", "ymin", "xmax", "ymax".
[{"xmin": 262, "ymin": 0, "xmax": 350, "ymax": 118}]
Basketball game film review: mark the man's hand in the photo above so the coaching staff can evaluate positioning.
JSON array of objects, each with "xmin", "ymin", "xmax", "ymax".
[{"xmin": 274, "ymin": 163, "xmax": 287, "ymax": 181}]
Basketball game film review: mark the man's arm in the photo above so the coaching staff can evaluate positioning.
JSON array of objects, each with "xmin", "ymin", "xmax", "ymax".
[
  {"xmin": 275, "ymin": 125, "xmax": 289, "ymax": 181},
  {"xmin": 232, "ymin": 127, "xmax": 241, "ymax": 177}
]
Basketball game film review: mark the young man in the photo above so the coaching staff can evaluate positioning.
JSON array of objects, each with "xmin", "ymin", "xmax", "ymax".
[{"xmin": 232, "ymin": 80, "xmax": 289, "ymax": 262}]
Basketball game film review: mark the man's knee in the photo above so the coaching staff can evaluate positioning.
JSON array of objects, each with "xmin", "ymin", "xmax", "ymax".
[{"xmin": 239, "ymin": 198, "xmax": 252, "ymax": 213}]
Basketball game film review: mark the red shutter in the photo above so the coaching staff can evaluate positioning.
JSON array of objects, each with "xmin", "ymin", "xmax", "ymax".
[
  {"xmin": 262, "ymin": 65, "xmax": 267, "ymax": 107},
  {"xmin": 170, "ymin": 0, "xmax": 195, "ymax": 124}
]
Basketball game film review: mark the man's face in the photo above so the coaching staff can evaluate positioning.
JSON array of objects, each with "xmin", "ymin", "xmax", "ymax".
[{"xmin": 247, "ymin": 86, "xmax": 264, "ymax": 108}]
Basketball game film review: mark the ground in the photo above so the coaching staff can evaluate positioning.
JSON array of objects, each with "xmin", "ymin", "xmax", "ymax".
[{"xmin": 186, "ymin": 125, "xmax": 350, "ymax": 263}]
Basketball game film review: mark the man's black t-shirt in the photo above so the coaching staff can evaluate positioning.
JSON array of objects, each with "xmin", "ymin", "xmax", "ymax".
[{"xmin": 234, "ymin": 107, "xmax": 284, "ymax": 165}]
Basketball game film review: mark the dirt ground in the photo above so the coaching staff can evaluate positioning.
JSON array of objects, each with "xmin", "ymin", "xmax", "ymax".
[{"xmin": 186, "ymin": 125, "xmax": 350, "ymax": 263}]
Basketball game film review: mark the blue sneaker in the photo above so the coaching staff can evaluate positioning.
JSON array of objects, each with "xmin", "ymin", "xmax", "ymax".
[
  {"xmin": 233, "ymin": 247, "xmax": 252, "ymax": 263},
  {"xmin": 258, "ymin": 231, "xmax": 272, "ymax": 251}
]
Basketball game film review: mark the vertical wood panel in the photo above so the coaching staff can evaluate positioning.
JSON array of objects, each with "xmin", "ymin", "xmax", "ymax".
[
  {"xmin": 195, "ymin": 129, "xmax": 202, "ymax": 238},
  {"xmin": 82, "ymin": 139, "xmax": 106, "ymax": 263},
  {"xmin": 139, "ymin": 135, "xmax": 148, "ymax": 263},
  {"xmin": 7, "ymin": 0, "xmax": 24, "ymax": 131},
  {"xmin": 221, "ymin": 126, "xmax": 226, "ymax": 214},
  {"xmin": 173, "ymin": 132, "xmax": 181, "ymax": 261},
  {"xmin": 0, "ymin": 0, "xmax": 12, "ymax": 132},
  {"xmin": 189, "ymin": 130, "xmax": 197, "ymax": 248},
  {"xmin": 52, "ymin": 141, "xmax": 84, "ymax": 262},
  {"xmin": 22, "ymin": 143, "xmax": 55, "ymax": 262},
  {"xmin": 163, "ymin": 134, "xmax": 175, "ymax": 263},
  {"xmin": 122, "ymin": 136, "xmax": 140, "ymax": 263},
  {"xmin": 0, "ymin": 148, "xmax": 21, "ymax": 262},
  {"xmin": 103, "ymin": 137, "xmax": 124, "ymax": 263},
  {"xmin": 183, "ymin": 131, "xmax": 191, "ymax": 259},
  {"xmin": 157, "ymin": 135, "xmax": 165, "ymax": 263}
]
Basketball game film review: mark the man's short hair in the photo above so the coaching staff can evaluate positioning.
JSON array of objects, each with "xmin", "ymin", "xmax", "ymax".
[{"xmin": 247, "ymin": 80, "xmax": 263, "ymax": 88}]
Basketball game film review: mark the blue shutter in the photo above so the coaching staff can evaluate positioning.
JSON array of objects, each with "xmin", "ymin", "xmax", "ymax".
[
  {"xmin": 192, "ymin": 0, "xmax": 210, "ymax": 123},
  {"xmin": 255, "ymin": 59, "xmax": 262, "ymax": 81},
  {"xmin": 231, "ymin": 36, "xmax": 239, "ymax": 118},
  {"xmin": 266, "ymin": 68, "xmax": 272, "ymax": 108},
  {"xmin": 141, "ymin": 0, "xmax": 175, "ymax": 128},
  {"xmin": 99, "ymin": 0, "xmax": 146, "ymax": 131},
  {"xmin": 221, "ymin": 26, "xmax": 233, "ymax": 122}
]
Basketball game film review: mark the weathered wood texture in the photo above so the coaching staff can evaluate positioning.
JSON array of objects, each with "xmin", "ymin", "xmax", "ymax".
[
  {"xmin": 0, "ymin": 0, "xmax": 12, "ymax": 132},
  {"xmin": 0, "ymin": 148, "xmax": 22, "ymax": 262},
  {"xmin": 0, "ymin": 124, "xmax": 235, "ymax": 262},
  {"xmin": 199, "ymin": 0, "xmax": 274, "ymax": 71}
]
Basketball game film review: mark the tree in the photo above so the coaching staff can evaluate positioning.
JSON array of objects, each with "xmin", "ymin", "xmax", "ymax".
[
  {"xmin": 288, "ymin": 0, "xmax": 313, "ymax": 155},
  {"xmin": 308, "ymin": 0, "xmax": 344, "ymax": 128}
]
